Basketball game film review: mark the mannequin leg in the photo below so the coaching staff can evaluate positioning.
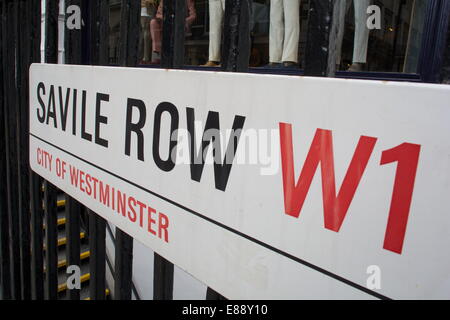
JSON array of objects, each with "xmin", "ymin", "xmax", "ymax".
[
  {"xmin": 141, "ymin": 16, "xmax": 151, "ymax": 62},
  {"xmin": 335, "ymin": 0, "xmax": 347, "ymax": 65},
  {"xmin": 150, "ymin": 18, "xmax": 162, "ymax": 62},
  {"xmin": 269, "ymin": 0, "xmax": 284, "ymax": 63},
  {"xmin": 208, "ymin": 0, "xmax": 225, "ymax": 62},
  {"xmin": 352, "ymin": 0, "xmax": 371, "ymax": 64},
  {"xmin": 281, "ymin": 0, "xmax": 300, "ymax": 63}
]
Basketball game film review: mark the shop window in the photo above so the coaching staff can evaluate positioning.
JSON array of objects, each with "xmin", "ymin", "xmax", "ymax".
[
  {"xmin": 109, "ymin": 0, "xmax": 436, "ymax": 79},
  {"xmin": 182, "ymin": 0, "xmax": 428, "ymax": 74},
  {"xmin": 336, "ymin": 0, "xmax": 427, "ymax": 73}
]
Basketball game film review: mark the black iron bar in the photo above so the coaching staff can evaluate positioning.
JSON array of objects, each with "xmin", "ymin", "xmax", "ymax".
[
  {"xmin": 114, "ymin": 0, "xmax": 140, "ymax": 300},
  {"xmin": 43, "ymin": 0, "xmax": 60, "ymax": 301},
  {"xmin": 4, "ymin": 0, "xmax": 22, "ymax": 300},
  {"xmin": 304, "ymin": 0, "xmax": 339, "ymax": 77},
  {"xmin": 222, "ymin": 0, "xmax": 251, "ymax": 72},
  {"xmin": 17, "ymin": 0, "xmax": 34, "ymax": 300},
  {"xmin": 0, "ymin": 0, "xmax": 12, "ymax": 300},
  {"xmin": 44, "ymin": 181, "xmax": 58, "ymax": 300},
  {"xmin": 29, "ymin": 0, "xmax": 44, "ymax": 301}
]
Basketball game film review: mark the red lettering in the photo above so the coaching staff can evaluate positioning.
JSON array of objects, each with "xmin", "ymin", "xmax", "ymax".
[
  {"xmin": 158, "ymin": 212, "xmax": 169, "ymax": 243},
  {"xmin": 148, "ymin": 207, "xmax": 157, "ymax": 236},
  {"xmin": 79, "ymin": 170, "xmax": 85, "ymax": 192},
  {"xmin": 91, "ymin": 177, "xmax": 98, "ymax": 200},
  {"xmin": 279, "ymin": 123, "xmax": 377, "ymax": 232},
  {"xmin": 136, "ymin": 200, "xmax": 146, "ymax": 228},
  {"xmin": 128, "ymin": 196, "xmax": 137, "ymax": 222},
  {"xmin": 99, "ymin": 181, "xmax": 110, "ymax": 207},
  {"xmin": 69, "ymin": 165, "xmax": 79, "ymax": 187},
  {"xmin": 381, "ymin": 143, "xmax": 421, "ymax": 254},
  {"xmin": 85, "ymin": 174, "xmax": 92, "ymax": 196},
  {"xmin": 112, "ymin": 187, "xmax": 115, "ymax": 211},
  {"xmin": 117, "ymin": 190, "xmax": 126, "ymax": 217}
]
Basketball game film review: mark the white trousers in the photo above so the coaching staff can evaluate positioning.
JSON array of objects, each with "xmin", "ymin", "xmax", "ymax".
[
  {"xmin": 269, "ymin": 0, "xmax": 300, "ymax": 63},
  {"xmin": 336, "ymin": 0, "xmax": 371, "ymax": 64},
  {"xmin": 209, "ymin": 0, "xmax": 226, "ymax": 62}
]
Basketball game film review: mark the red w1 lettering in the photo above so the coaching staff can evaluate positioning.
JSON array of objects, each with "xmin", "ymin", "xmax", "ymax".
[{"xmin": 279, "ymin": 123, "xmax": 421, "ymax": 255}]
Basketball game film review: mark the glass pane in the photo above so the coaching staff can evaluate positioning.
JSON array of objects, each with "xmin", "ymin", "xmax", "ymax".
[{"xmin": 336, "ymin": 0, "xmax": 427, "ymax": 73}]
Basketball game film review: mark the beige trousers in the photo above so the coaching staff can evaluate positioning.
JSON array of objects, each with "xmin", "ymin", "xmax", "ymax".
[
  {"xmin": 269, "ymin": 0, "xmax": 301, "ymax": 63},
  {"xmin": 208, "ymin": 0, "xmax": 226, "ymax": 62},
  {"xmin": 336, "ymin": 0, "xmax": 371, "ymax": 64}
]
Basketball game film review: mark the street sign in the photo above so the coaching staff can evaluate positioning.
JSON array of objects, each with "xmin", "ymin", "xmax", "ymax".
[{"xmin": 30, "ymin": 63, "xmax": 450, "ymax": 299}]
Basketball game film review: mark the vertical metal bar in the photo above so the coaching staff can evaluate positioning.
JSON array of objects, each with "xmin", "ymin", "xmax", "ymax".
[
  {"xmin": 161, "ymin": 0, "xmax": 186, "ymax": 68},
  {"xmin": 222, "ymin": 0, "xmax": 251, "ymax": 72},
  {"xmin": 118, "ymin": 0, "xmax": 140, "ymax": 67},
  {"xmin": 65, "ymin": 0, "xmax": 83, "ymax": 65},
  {"xmin": 44, "ymin": 0, "xmax": 60, "ymax": 301},
  {"xmin": 88, "ymin": 0, "xmax": 109, "ymax": 301},
  {"xmin": 105, "ymin": 223, "xmax": 141, "ymax": 300},
  {"xmin": 417, "ymin": 0, "xmax": 440, "ymax": 81},
  {"xmin": 0, "ymin": 0, "xmax": 12, "ymax": 301},
  {"xmin": 89, "ymin": 211, "xmax": 106, "ymax": 300},
  {"xmin": 44, "ymin": 181, "xmax": 58, "ymax": 300},
  {"xmin": 45, "ymin": 0, "xmax": 59, "ymax": 64},
  {"xmin": 153, "ymin": 253, "xmax": 173, "ymax": 300},
  {"xmin": 66, "ymin": 196, "xmax": 81, "ymax": 300},
  {"xmin": 64, "ymin": 0, "xmax": 84, "ymax": 301},
  {"xmin": 441, "ymin": 9, "xmax": 450, "ymax": 84},
  {"xmin": 114, "ymin": 0, "xmax": 139, "ymax": 300},
  {"xmin": 427, "ymin": 0, "xmax": 450, "ymax": 83},
  {"xmin": 30, "ymin": 173, "xmax": 44, "ymax": 300},
  {"xmin": 304, "ymin": 0, "xmax": 339, "ymax": 77},
  {"xmin": 17, "ymin": 0, "xmax": 32, "ymax": 300},
  {"xmin": 98, "ymin": 0, "xmax": 110, "ymax": 67},
  {"xmin": 29, "ymin": 0, "xmax": 44, "ymax": 300},
  {"xmin": 114, "ymin": 230, "xmax": 133, "ymax": 300},
  {"xmin": 88, "ymin": 0, "xmax": 110, "ymax": 66},
  {"xmin": 4, "ymin": 0, "xmax": 22, "ymax": 300},
  {"xmin": 30, "ymin": 0, "xmax": 41, "ymax": 65}
]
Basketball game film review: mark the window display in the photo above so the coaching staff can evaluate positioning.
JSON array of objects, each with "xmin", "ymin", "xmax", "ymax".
[{"xmin": 108, "ymin": 0, "xmax": 429, "ymax": 76}]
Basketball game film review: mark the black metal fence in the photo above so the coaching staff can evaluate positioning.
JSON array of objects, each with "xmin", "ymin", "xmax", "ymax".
[{"xmin": 0, "ymin": 0, "xmax": 448, "ymax": 300}]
